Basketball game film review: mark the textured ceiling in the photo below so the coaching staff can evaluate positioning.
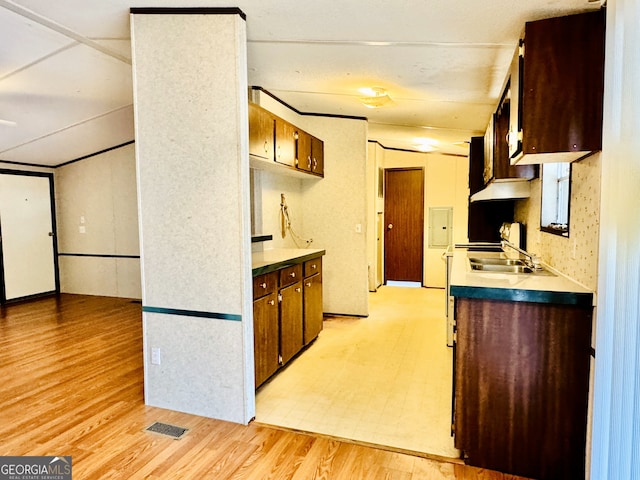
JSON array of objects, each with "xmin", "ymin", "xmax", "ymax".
[{"xmin": 0, "ymin": 0, "xmax": 602, "ymax": 166}]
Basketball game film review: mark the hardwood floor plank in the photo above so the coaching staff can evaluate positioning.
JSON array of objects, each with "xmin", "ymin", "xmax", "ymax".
[{"xmin": 0, "ymin": 294, "xmax": 531, "ymax": 479}]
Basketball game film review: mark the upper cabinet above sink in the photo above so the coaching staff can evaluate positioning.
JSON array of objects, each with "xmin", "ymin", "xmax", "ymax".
[{"xmin": 508, "ymin": 9, "xmax": 606, "ymax": 165}]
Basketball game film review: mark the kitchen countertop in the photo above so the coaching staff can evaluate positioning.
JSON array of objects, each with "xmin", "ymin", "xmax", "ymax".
[
  {"xmin": 450, "ymin": 247, "xmax": 594, "ymax": 307},
  {"xmin": 252, "ymin": 248, "xmax": 325, "ymax": 276}
]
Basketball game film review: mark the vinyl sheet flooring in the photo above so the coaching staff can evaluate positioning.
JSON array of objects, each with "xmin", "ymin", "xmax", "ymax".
[{"xmin": 255, "ymin": 285, "xmax": 460, "ymax": 459}]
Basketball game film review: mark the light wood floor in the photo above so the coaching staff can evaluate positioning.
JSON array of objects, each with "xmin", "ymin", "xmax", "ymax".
[{"xmin": 0, "ymin": 294, "xmax": 528, "ymax": 479}]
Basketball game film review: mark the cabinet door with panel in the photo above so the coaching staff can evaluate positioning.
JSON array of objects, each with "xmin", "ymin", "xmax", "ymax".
[
  {"xmin": 296, "ymin": 129, "xmax": 312, "ymax": 172},
  {"xmin": 493, "ymin": 85, "xmax": 536, "ymax": 181},
  {"xmin": 303, "ymin": 257, "xmax": 323, "ymax": 345},
  {"xmin": 253, "ymin": 271, "xmax": 279, "ymax": 388},
  {"xmin": 275, "ymin": 118, "xmax": 296, "ymax": 167},
  {"xmin": 248, "ymin": 103, "xmax": 275, "ymax": 161},
  {"xmin": 311, "ymin": 136, "xmax": 324, "ymax": 176},
  {"xmin": 253, "ymin": 292, "xmax": 279, "ymax": 387},
  {"xmin": 279, "ymin": 281, "xmax": 303, "ymax": 365}
]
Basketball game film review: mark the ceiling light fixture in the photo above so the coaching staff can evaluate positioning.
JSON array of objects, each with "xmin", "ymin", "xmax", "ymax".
[
  {"xmin": 413, "ymin": 137, "xmax": 439, "ymax": 152},
  {"xmin": 359, "ymin": 87, "xmax": 393, "ymax": 108}
]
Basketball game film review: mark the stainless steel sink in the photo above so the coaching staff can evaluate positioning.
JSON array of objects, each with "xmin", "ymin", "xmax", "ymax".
[
  {"xmin": 468, "ymin": 257, "xmax": 526, "ymax": 266},
  {"xmin": 470, "ymin": 263, "xmax": 534, "ymax": 273},
  {"xmin": 468, "ymin": 257, "xmax": 555, "ymax": 275}
]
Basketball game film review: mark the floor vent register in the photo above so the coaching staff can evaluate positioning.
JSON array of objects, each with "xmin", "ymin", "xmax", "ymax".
[{"xmin": 144, "ymin": 421, "xmax": 189, "ymax": 440}]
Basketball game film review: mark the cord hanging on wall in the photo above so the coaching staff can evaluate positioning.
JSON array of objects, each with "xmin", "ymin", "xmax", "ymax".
[{"xmin": 280, "ymin": 193, "xmax": 313, "ymax": 248}]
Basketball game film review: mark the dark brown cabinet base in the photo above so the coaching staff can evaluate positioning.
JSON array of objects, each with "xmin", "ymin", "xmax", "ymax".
[
  {"xmin": 454, "ymin": 297, "xmax": 592, "ymax": 480},
  {"xmin": 253, "ymin": 254, "xmax": 324, "ymax": 388}
]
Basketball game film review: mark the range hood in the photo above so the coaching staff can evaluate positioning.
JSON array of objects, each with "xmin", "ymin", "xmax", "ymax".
[{"xmin": 470, "ymin": 179, "xmax": 531, "ymax": 202}]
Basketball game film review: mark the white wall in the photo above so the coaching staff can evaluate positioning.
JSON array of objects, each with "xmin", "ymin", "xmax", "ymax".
[
  {"xmin": 252, "ymin": 92, "xmax": 369, "ymax": 316},
  {"xmin": 55, "ymin": 143, "xmax": 141, "ymax": 298},
  {"xmin": 590, "ymin": 1, "xmax": 640, "ymax": 478},
  {"xmin": 131, "ymin": 11, "xmax": 254, "ymax": 424},
  {"xmin": 378, "ymin": 148, "xmax": 469, "ymax": 288}
]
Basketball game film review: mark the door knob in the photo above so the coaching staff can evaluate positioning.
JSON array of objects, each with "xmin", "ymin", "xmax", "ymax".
[{"xmin": 387, "ymin": 224, "xmax": 393, "ymax": 230}]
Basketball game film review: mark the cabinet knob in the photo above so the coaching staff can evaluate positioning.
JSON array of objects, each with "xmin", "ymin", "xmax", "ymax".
[
  {"xmin": 306, "ymin": 282, "xmax": 312, "ymax": 287},
  {"xmin": 307, "ymin": 156, "xmax": 312, "ymax": 169},
  {"xmin": 268, "ymin": 299, "xmax": 275, "ymax": 306},
  {"xmin": 295, "ymin": 287, "xmax": 301, "ymax": 293},
  {"xmin": 263, "ymin": 140, "xmax": 268, "ymax": 153},
  {"xmin": 289, "ymin": 272, "xmax": 296, "ymax": 278},
  {"xmin": 260, "ymin": 282, "xmax": 267, "ymax": 289},
  {"xmin": 311, "ymin": 264, "xmax": 317, "ymax": 269}
]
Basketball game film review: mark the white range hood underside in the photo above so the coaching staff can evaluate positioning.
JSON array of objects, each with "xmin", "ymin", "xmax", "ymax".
[{"xmin": 470, "ymin": 179, "xmax": 531, "ymax": 202}]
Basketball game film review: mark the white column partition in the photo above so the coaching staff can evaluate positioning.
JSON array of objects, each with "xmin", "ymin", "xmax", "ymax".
[
  {"xmin": 591, "ymin": 1, "xmax": 640, "ymax": 478},
  {"xmin": 130, "ymin": 9, "xmax": 254, "ymax": 423}
]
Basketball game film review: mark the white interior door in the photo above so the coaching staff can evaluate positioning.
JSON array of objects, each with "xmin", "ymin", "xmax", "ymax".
[{"xmin": 0, "ymin": 173, "xmax": 57, "ymax": 301}]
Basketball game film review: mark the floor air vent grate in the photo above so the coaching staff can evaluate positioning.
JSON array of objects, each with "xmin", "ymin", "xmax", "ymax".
[{"xmin": 145, "ymin": 421, "xmax": 189, "ymax": 439}]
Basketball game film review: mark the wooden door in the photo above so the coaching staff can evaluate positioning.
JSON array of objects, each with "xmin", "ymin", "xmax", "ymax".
[
  {"xmin": 279, "ymin": 281, "xmax": 303, "ymax": 364},
  {"xmin": 384, "ymin": 168, "xmax": 424, "ymax": 283},
  {"xmin": 253, "ymin": 292, "xmax": 279, "ymax": 388},
  {"xmin": 0, "ymin": 172, "xmax": 58, "ymax": 302}
]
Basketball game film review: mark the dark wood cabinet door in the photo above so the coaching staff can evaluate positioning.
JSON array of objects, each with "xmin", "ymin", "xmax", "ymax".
[
  {"xmin": 311, "ymin": 136, "xmax": 324, "ymax": 176},
  {"xmin": 469, "ymin": 136, "xmax": 485, "ymax": 194},
  {"xmin": 455, "ymin": 297, "xmax": 592, "ymax": 480},
  {"xmin": 518, "ymin": 10, "xmax": 605, "ymax": 158},
  {"xmin": 275, "ymin": 118, "xmax": 296, "ymax": 167},
  {"xmin": 494, "ymin": 87, "xmax": 536, "ymax": 181},
  {"xmin": 248, "ymin": 103, "xmax": 274, "ymax": 161},
  {"xmin": 303, "ymin": 272, "xmax": 323, "ymax": 345},
  {"xmin": 279, "ymin": 281, "xmax": 303, "ymax": 365},
  {"xmin": 253, "ymin": 293, "xmax": 279, "ymax": 388}
]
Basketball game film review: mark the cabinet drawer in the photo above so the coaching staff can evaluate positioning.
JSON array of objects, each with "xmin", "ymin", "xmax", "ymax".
[
  {"xmin": 304, "ymin": 257, "xmax": 322, "ymax": 278},
  {"xmin": 253, "ymin": 272, "xmax": 277, "ymax": 300},
  {"xmin": 279, "ymin": 264, "xmax": 302, "ymax": 288}
]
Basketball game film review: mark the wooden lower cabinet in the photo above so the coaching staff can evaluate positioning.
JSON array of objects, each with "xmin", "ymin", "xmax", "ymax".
[
  {"xmin": 253, "ymin": 255, "xmax": 324, "ymax": 388},
  {"xmin": 454, "ymin": 297, "xmax": 592, "ymax": 480},
  {"xmin": 253, "ymin": 292, "xmax": 279, "ymax": 388},
  {"xmin": 279, "ymin": 281, "xmax": 303, "ymax": 365}
]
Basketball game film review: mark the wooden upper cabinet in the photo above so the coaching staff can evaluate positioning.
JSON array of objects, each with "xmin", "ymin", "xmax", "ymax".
[
  {"xmin": 248, "ymin": 103, "xmax": 275, "ymax": 161},
  {"xmin": 296, "ymin": 130, "xmax": 324, "ymax": 177},
  {"xmin": 494, "ymin": 85, "xmax": 536, "ymax": 181},
  {"xmin": 296, "ymin": 129, "xmax": 312, "ymax": 172},
  {"xmin": 311, "ymin": 135, "xmax": 324, "ymax": 176},
  {"xmin": 509, "ymin": 9, "xmax": 606, "ymax": 164},
  {"xmin": 275, "ymin": 117, "xmax": 297, "ymax": 167},
  {"xmin": 249, "ymin": 102, "xmax": 325, "ymax": 177},
  {"xmin": 468, "ymin": 136, "xmax": 485, "ymax": 195}
]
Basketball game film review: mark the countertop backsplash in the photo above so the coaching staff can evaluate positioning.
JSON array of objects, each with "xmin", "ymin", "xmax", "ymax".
[{"xmin": 515, "ymin": 152, "xmax": 601, "ymax": 292}]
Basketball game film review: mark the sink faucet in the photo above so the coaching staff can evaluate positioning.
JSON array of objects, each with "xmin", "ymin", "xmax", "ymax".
[{"xmin": 501, "ymin": 240, "xmax": 542, "ymax": 270}]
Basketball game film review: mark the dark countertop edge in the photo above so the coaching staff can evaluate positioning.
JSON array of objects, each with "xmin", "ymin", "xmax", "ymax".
[
  {"xmin": 450, "ymin": 285, "xmax": 593, "ymax": 308},
  {"xmin": 251, "ymin": 234, "xmax": 273, "ymax": 243},
  {"xmin": 252, "ymin": 250, "xmax": 326, "ymax": 277}
]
